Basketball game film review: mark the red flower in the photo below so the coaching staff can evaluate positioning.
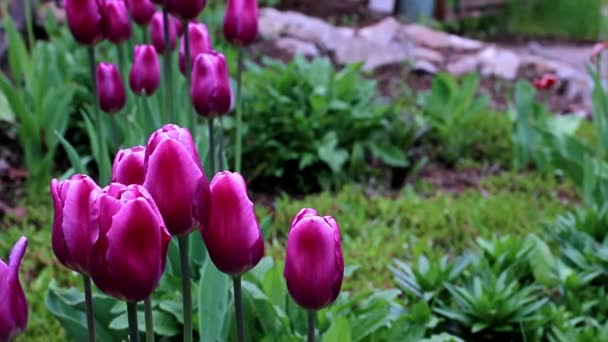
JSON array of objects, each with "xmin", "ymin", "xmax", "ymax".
[{"xmin": 533, "ymin": 74, "xmax": 558, "ymax": 90}]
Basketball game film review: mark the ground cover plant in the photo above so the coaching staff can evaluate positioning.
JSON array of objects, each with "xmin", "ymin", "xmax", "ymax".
[{"xmin": 1, "ymin": 1, "xmax": 607, "ymax": 342}]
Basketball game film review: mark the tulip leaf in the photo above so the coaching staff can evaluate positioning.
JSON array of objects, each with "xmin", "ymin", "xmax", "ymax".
[
  {"xmin": 46, "ymin": 282, "xmax": 125, "ymax": 342},
  {"xmin": 322, "ymin": 316, "xmax": 352, "ymax": 342},
  {"xmin": 198, "ymin": 257, "xmax": 232, "ymax": 342},
  {"xmin": 55, "ymin": 131, "xmax": 86, "ymax": 175}
]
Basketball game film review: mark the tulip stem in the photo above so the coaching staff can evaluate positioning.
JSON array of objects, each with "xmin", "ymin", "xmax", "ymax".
[
  {"xmin": 234, "ymin": 47, "xmax": 244, "ymax": 173},
  {"xmin": 161, "ymin": 6, "xmax": 174, "ymax": 124},
  {"xmin": 233, "ymin": 276, "xmax": 245, "ymax": 342},
  {"xmin": 118, "ymin": 43, "xmax": 127, "ymax": 84},
  {"xmin": 218, "ymin": 117, "xmax": 225, "ymax": 171},
  {"xmin": 144, "ymin": 297, "xmax": 154, "ymax": 342},
  {"xmin": 88, "ymin": 46, "xmax": 110, "ymax": 186},
  {"xmin": 127, "ymin": 302, "xmax": 140, "ymax": 342},
  {"xmin": 307, "ymin": 311, "xmax": 315, "ymax": 342},
  {"xmin": 178, "ymin": 235, "xmax": 193, "ymax": 342},
  {"xmin": 208, "ymin": 117, "xmax": 215, "ymax": 174},
  {"xmin": 82, "ymin": 275, "xmax": 96, "ymax": 342},
  {"xmin": 182, "ymin": 19, "xmax": 195, "ymax": 130}
]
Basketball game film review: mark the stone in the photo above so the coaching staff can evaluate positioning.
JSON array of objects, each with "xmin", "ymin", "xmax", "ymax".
[
  {"xmin": 446, "ymin": 55, "xmax": 480, "ymax": 76},
  {"xmin": 274, "ymin": 37, "xmax": 320, "ymax": 58},
  {"xmin": 400, "ymin": 24, "xmax": 483, "ymax": 51},
  {"xmin": 412, "ymin": 47, "xmax": 445, "ymax": 64},
  {"xmin": 413, "ymin": 60, "xmax": 439, "ymax": 74},
  {"xmin": 334, "ymin": 37, "xmax": 411, "ymax": 71},
  {"xmin": 358, "ymin": 17, "xmax": 402, "ymax": 46},
  {"xmin": 364, "ymin": 43, "xmax": 412, "ymax": 71},
  {"xmin": 478, "ymin": 46, "xmax": 521, "ymax": 80},
  {"xmin": 368, "ymin": 0, "xmax": 396, "ymax": 13}
]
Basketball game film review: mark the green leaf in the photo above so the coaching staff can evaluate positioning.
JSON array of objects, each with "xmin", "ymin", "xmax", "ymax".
[
  {"xmin": 318, "ymin": 132, "xmax": 349, "ymax": 173},
  {"xmin": 198, "ymin": 256, "xmax": 231, "ymax": 342},
  {"xmin": 368, "ymin": 143, "xmax": 409, "ymax": 168},
  {"xmin": 0, "ymin": 91, "xmax": 15, "ymax": 123},
  {"xmin": 55, "ymin": 131, "xmax": 86, "ymax": 174},
  {"xmin": 322, "ymin": 316, "xmax": 352, "ymax": 342}
]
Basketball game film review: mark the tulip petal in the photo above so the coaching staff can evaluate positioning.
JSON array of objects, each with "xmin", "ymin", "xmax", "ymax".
[{"xmin": 50, "ymin": 179, "xmax": 70, "ymax": 268}]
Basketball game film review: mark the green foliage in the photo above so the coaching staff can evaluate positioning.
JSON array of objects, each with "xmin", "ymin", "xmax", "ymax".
[
  {"xmin": 506, "ymin": 0, "xmax": 604, "ymax": 40},
  {"xmin": 235, "ymin": 56, "xmax": 424, "ymax": 193},
  {"xmin": 419, "ymin": 73, "xmax": 512, "ymax": 166}
]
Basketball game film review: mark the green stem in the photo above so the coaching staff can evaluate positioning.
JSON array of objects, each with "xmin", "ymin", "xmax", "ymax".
[
  {"xmin": 111, "ymin": 115, "xmax": 120, "ymax": 150},
  {"xmin": 127, "ymin": 302, "xmax": 140, "ymax": 342},
  {"xmin": 82, "ymin": 275, "xmax": 96, "ymax": 342},
  {"xmin": 117, "ymin": 43, "xmax": 127, "ymax": 82},
  {"xmin": 208, "ymin": 117, "xmax": 216, "ymax": 174},
  {"xmin": 182, "ymin": 19, "xmax": 195, "ymax": 130},
  {"xmin": 234, "ymin": 48, "xmax": 244, "ymax": 172},
  {"xmin": 233, "ymin": 276, "xmax": 245, "ymax": 342},
  {"xmin": 143, "ymin": 94, "xmax": 160, "ymax": 132},
  {"xmin": 144, "ymin": 297, "xmax": 154, "ymax": 342},
  {"xmin": 178, "ymin": 235, "xmax": 192, "ymax": 342},
  {"xmin": 88, "ymin": 46, "xmax": 109, "ymax": 185},
  {"xmin": 24, "ymin": 0, "xmax": 35, "ymax": 49},
  {"xmin": 218, "ymin": 116, "xmax": 224, "ymax": 171},
  {"xmin": 161, "ymin": 6, "xmax": 173, "ymax": 124},
  {"xmin": 308, "ymin": 311, "xmax": 315, "ymax": 342}
]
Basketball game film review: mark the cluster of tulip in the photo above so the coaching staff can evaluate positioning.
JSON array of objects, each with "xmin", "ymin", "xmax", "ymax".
[{"xmin": 0, "ymin": 1, "xmax": 345, "ymax": 342}]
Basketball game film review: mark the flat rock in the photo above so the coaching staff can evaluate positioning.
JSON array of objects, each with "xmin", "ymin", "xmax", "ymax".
[
  {"xmin": 334, "ymin": 37, "xmax": 411, "ymax": 71},
  {"xmin": 478, "ymin": 46, "xmax": 520, "ymax": 80},
  {"xmin": 413, "ymin": 60, "xmax": 439, "ymax": 74},
  {"xmin": 368, "ymin": 0, "xmax": 396, "ymax": 13},
  {"xmin": 274, "ymin": 37, "xmax": 320, "ymax": 58},
  {"xmin": 412, "ymin": 47, "xmax": 444, "ymax": 64},
  {"xmin": 358, "ymin": 17, "xmax": 402, "ymax": 46},
  {"xmin": 446, "ymin": 55, "xmax": 480, "ymax": 76},
  {"xmin": 400, "ymin": 24, "xmax": 484, "ymax": 52}
]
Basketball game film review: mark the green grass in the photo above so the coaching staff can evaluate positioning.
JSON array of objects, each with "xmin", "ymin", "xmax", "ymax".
[{"xmin": 265, "ymin": 172, "xmax": 576, "ymax": 291}]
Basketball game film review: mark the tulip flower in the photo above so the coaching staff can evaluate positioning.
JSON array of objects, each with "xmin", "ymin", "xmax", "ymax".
[
  {"xmin": 112, "ymin": 146, "xmax": 146, "ymax": 185},
  {"xmin": 202, "ymin": 172, "xmax": 264, "ymax": 276},
  {"xmin": 533, "ymin": 74, "xmax": 558, "ymax": 91},
  {"xmin": 179, "ymin": 22, "xmax": 213, "ymax": 75},
  {"xmin": 97, "ymin": 62, "xmax": 126, "ymax": 113},
  {"xmin": 126, "ymin": 0, "xmax": 156, "ymax": 26},
  {"xmin": 223, "ymin": 0, "xmax": 259, "ymax": 46},
  {"xmin": 284, "ymin": 208, "xmax": 344, "ymax": 311},
  {"xmin": 190, "ymin": 52, "xmax": 232, "ymax": 117},
  {"xmin": 166, "ymin": 0, "xmax": 206, "ymax": 21},
  {"xmin": 150, "ymin": 11, "xmax": 182, "ymax": 53},
  {"xmin": 50, "ymin": 175, "xmax": 101, "ymax": 274},
  {"xmin": 591, "ymin": 41, "xmax": 608, "ymax": 61},
  {"xmin": 90, "ymin": 184, "xmax": 171, "ymax": 302},
  {"xmin": 65, "ymin": 0, "xmax": 104, "ymax": 45},
  {"xmin": 130, "ymin": 45, "xmax": 161, "ymax": 96},
  {"xmin": 100, "ymin": 0, "xmax": 132, "ymax": 44},
  {"xmin": 143, "ymin": 124, "xmax": 211, "ymax": 236},
  {"xmin": 0, "ymin": 237, "xmax": 28, "ymax": 342}
]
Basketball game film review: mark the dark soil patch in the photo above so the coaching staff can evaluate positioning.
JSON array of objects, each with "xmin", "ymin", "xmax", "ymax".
[
  {"xmin": 0, "ymin": 125, "xmax": 26, "ymax": 218},
  {"xmin": 417, "ymin": 163, "xmax": 501, "ymax": 194}
]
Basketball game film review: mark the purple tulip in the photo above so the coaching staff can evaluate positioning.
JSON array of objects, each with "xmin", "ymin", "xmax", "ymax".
[
  {"xmin": 190, "ymin": 52, "xmax": 232, "ymax": 117},
  {"xmin": 150, "ymin": 11, "xmax": 180, "ymax": 53},
  {"xmin": 0, "ymin": 237, "xmax": 28, "ymax": 342},
  {"xmin": 112, "ymin": 146, "xmax": 146, "ymax": 185},
  {"xmin": 97, "ymin": 62, "xmax": 126, "ymax": 114},
  {"xmin": 143, "ymin": 124, "xmax": 211, "ymax": 236},
  {"xmin": 50, "ymin": 175, "xmax": 101, "ymax": 274},
  {"xmin": 179, "ymin": 22, "xmax": 213, "ymax": 75},
  {"xmin": 201, "ymin": 172, "xmax": 264, "ymax": 276},
  {"xmin": 126, "ymin": 0, "xmax": 156, "ymax": 26},
  {"xmin": 100, "ymin": 0, "xmax": 132, "ymax": 44},
  {"xmin": 65, "ymin": 0, "xmax": 104, "ymax": 45},
  {"xmin": 166, "ymin": 0, "xmax": 206, "ymax": 21},
  {"xmin": 90, "ymin": 184, "xmax": 171, "ymax": 302},
  {"xmin": 284, "ymin": 208, "xmax": 344, "ymax": 311},
  {"xmin": 223, "ymin": 0, "xmax": 259, "ymax": 46},
  {"xmin": 130, "ymin": 45, "xmax": 161, "ymax": 96}
]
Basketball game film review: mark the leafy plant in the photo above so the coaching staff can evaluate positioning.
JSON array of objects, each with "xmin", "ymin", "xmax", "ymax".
[
  {"xmin": 235, "ymin": 56, "xmax": 424, "ymax": 193},
  {"xmin": 418, "ymin": 73, "xmax": 511, "ymax": 165}
]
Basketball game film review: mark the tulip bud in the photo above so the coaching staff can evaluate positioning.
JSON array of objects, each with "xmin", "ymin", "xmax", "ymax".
[
  {"xmin": 97, "ymin": 62, "xmax": 126, "ymax": 114},
  {"xmin": 126, "ymin": 0, "xmax": 156, "ymax": 26},
  {"xmin": 100, "ymin": 0, "xmax": 132, "ymax": 44},
  {"xmin": 591, "ymin": 41, "xmax": 608, "ymax": 61},
  {"xmin": 201, "ymin": 172, "xmax": 264, "ymax": 276},
  {"xmin": 533, "ymin": 74, "xmax": 558, "ymax": 91},
  {"xmin": 284, "ymin": 208, "xmax": 344, "ymax": 311},
  {"xmin": 144, "ymin": 124, "xmax": 211, "ymax": 235},
  {"xmin": 179, "ymin": 22, "xmax": 213, "ymax": 75},
  {"xmin": 65, "ymin": 0, "xmax": 104, "ymax": 45},
  {"xmin": 90, "ymin": 184, "xmax": 171, "ymax": 302},
  {"xmin": 223, "ymin": 0, "xmax": 259, "ymax": 46},
  {"xmin": 130, "ymin": 45, "xmax": 161, "ymax": 96},
  {"xmin": 0, "ymin": 237, "xmax": 28, "ymax": 342},
  {"xmin": 166, "ymin": 0, "xmax": 206, "ymax": 21},
  {"xmin": 50, "ymin": 175, "xmax": 101, "ymax": 274},
  {"xmin": 190, "ymin": 52, "xmax": 232, "ymax": 117},
  {"xmin": 112, "ymin": 146, "xmax": 146, "ymax": 185},
  {"xmin": 150, "ymin": 11, "xmax": 180, "ymax": 53}
]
